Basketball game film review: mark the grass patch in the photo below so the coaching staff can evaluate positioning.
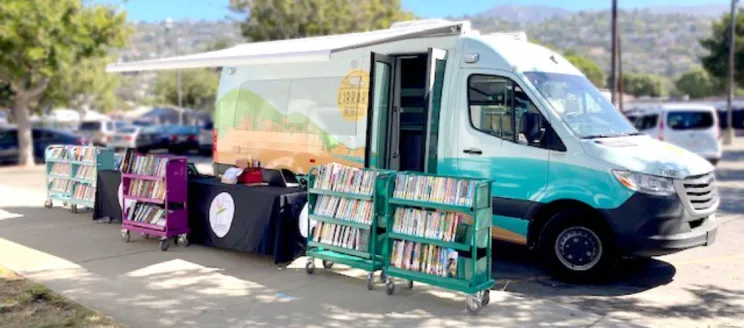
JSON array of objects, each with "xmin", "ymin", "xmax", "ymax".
[{"xmin": 0, "ymin": 266, "xmax": 121, "ymax": 328}]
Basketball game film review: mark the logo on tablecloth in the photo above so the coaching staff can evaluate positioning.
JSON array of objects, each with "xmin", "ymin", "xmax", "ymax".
[{"xmin": 209, "ymin": 192, "xmax": 235, "ymax": 238}]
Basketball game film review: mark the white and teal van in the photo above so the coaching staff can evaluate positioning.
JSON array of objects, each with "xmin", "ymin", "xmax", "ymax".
[{"xmin": 108, "ymin": 20, "xmax": 719, "ymax": 280}]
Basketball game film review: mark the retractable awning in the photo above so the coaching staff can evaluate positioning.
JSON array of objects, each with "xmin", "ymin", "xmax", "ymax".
[{"xmin": 106, "ymin": 20, "xmax": 470, "ymax": 73}]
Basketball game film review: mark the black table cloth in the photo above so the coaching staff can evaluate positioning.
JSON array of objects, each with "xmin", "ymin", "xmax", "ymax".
[{"xmin": 93, "ymin": 171, "xmax": 307, "ymax": 264}]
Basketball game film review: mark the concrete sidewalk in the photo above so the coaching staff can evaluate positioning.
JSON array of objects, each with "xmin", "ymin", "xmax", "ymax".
[{"xmin": 0, "ymin": 173, "xmax": 640, "ymax": 327}]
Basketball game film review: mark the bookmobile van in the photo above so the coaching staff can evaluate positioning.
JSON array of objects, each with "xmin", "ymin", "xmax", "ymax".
[{"xmin": 108, "ymin": 20, "xmax": 719, "ymax": 280}]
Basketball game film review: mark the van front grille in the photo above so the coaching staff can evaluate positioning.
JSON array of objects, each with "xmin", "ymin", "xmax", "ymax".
[{"xmin": 680, "ymin": 173, "xmax": 718, "ymax": 213}]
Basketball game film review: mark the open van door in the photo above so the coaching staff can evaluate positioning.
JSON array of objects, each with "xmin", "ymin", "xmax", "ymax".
[
  {"xmin": 424, "ymin": 48, "xmax": 447, "ymax": 173},
  {"xmin": 365, "ymin": 53, "xmax": 395, "ymax": 169}
]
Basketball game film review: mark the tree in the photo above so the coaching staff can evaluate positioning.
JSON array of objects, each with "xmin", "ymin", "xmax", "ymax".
[
  {"xmin": 675, "ymin": 67, "xmax": 720, "ymax": 99},
  {"xmin": 40, "ymin": 56, "xmax": 122, "ymax": 114},
  {"xmin": 229, "ymin": 0, "xmax": 415, "ymax": 41},
  {"xmin": 700, "ymin": 9, "xmax": 744, "ymax": 86},
  {"xmin": 154, "ymin": 69, "xmax": 220, "ymax": 112},
  {"xmin": 0, "ymin": 0, "xmax": 129, "ymax": 165},
  {"xmin": 563, "ymin": 51, "xmax": 605, "ymax": 88},
  {"xmin": 619, "ymin": 73, "xmax": 666, "ymax": 98}
]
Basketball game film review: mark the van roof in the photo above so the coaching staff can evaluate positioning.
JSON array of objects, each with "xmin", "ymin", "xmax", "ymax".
[
  {"xmin": 628, "ymin": 103, "xmax": 717, "ymax": 114},
  {"xmin": 107, "ymin": 20, "xmax": 471, "ymax": 72}
]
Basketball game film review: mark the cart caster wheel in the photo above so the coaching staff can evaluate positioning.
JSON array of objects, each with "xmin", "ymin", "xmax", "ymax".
[
  {"xmin": 466, "ymin": 294, "xmax": 483, "ymax": 315},
  {"xmin": 367, "ymin": 272, "xmax": 374, "ymax": 291},
  {"xmin": 70, "ymin": 204, "xmax": 77, "ymax": 213},
  {"xmin": 160, "ymin": 238, "xmax": 169, "ymax": 251},
  {"xmin": 177, "ymin": 234, "xmax": 189, "ymax": 247},
  {"xmin": 379, "ymin": 271, "xmax": 387, "ymax": 283},
  {"xmin": 322, "ymin": 260, "xmax": 334, "ymax": 269},
  {"xmin": 44, "ymin": 199, "xmax": 52, "ymax": 209},
  {"xmin": 407, "ymin": 280, "xmax": 414, "ymax": 289},
  {"xmin": 305, "ymin": 260, "xmax": 315, "ymax": 275},
  {"xmin": 121, "ymin": 230, "xmax": 130, "ymax": 243},
  {"xmin": 482, "ymin": 290, "xmax": 490, "ymax": 306},
  {"xmin": 385, "ymin": 279, "xmax": 395, "ymax": 295}
]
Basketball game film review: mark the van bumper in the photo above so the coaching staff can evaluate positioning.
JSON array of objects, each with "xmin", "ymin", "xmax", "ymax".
[{"xmin": 600, "ymin": 193, "xmax": 718, "ymax": 257}]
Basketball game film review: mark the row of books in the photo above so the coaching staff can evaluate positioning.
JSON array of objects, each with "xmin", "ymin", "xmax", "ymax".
[
  {"xmin": 120, "ymin": 150, "xmax": 168, "ymax": 177},
  {"xmin": 312, "ymin": 222, "xmax": 369, "ymax": 252},
  {"xmin": 125, "ymin": 202, "xmax": 166, "ymax": 226},
  {"xmin": 313, "ymin": 195, "xmax": 373, "ymax": 225},
  {"xmin": 390, "ymin": 241, "xmax": 458, "ymax": 278},
  {"xmin": 392, "ymin": 208, "xmax": 465, "ymax": 243},
  {"xmin": 47, "ymin": 147, "xmax": 68, "ymax": 160},
  {"xmin": 71, "ymin": 146, "xmax": 95, "ymax": 162},
  {"xmin": 50, "ymin": 179, "xmax": 73, "ymax": 193},
  {"xmin": 394, "ymin": 174, "xmax": 475, "ymax": 207},
  {"xmin": 313, "ymin": 163, "xmax": 378, "ymax": 196},
  {"xmin": 50, "ymin": 163, "xmax": 71, "ymax": 175},
  {"xmin": 127, "ymin": 180, "xmax": 166, "ymax": 200},
  {"xmin": 75, "ymin": 165, "xmax": 96, "ymax": 180},
  {"xmin": 72, "ymin": 184, "xmax": 95, "ymax": 202}
]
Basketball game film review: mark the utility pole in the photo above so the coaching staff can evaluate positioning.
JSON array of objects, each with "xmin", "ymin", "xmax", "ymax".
[
  {"xmin": 618, "ymin": 31, "xmax": 624, "ymax": 111},
  {"xmin": 725, "ymin": 0, "xmax": 738, "ymax": 145},
  {"xmin": 165, "ymin": 18, "xmax": 183, "ymax": 125},
  {"xmin": 610, "ymin": 0, "xmax": 619, "ymax": 105}
]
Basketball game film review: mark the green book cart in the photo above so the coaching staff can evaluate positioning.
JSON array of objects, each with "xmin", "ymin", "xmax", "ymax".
[
  {"xmin": 381, "ymin": 172, "xmax": 494, "ymax": 314},
  {"xmin": 44, "ymin": 145, "xmax": 114, "ymax": 213},
  {"xmin": 305, "ymin": 165, "xmax": 391, "ymax": 290}
]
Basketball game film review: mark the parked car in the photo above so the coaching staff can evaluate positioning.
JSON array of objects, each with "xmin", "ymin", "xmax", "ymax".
[
  {"xmin": 198, "ymin": 121, "xmax": 214, "ymax": 156},
  {"xmin": 627, "ymin": 104, "xmax": 722, "ymax": 165},
  {"xmin": 109, "ymin": 125, "xmax": 170, "ymax": 153},
  {"xmin": 163, "ymin": 125, "xmax": 199, "ymax": 154},
  {"xmin": 77, "ymin": 120, "xmax": 130, "ymax": 146},
  {"xmin": 0, "ymin": 127, "xmax": 86, "ymax": 164}
]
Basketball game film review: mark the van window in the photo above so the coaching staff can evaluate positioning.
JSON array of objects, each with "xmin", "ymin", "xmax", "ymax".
[
  {"xmin": 468, "ymin": 75, "xmax": 514, "ymax": 140},
  {"xmin": 80, "ymin": 122, "xmax": 101, "ymax": 131},
  {"xmin": 514, "ymin": 87, "xmax": 551, "ymax": 148},
  {"xmin": 634, "ymin": 114, "xmax": 658, "ymax": 130},
  {"xmin": 667, "ymin": 111, "xmax": 714, "ymax": 130}
]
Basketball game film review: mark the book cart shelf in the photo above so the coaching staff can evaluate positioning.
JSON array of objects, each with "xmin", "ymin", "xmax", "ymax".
[
  {"xmin": 304, "ymin": 164, "xmax": 392, "ymax": 290},
  {"xmin": 381, "ymin": 172, "xmax": 494, "ymax": 314},
  {"xmin": 44, "ymin": 145, "xmax": 114, "ymax": 213},
  {"xmin": 119, "ymin": 152, "xmax": 189, "ymax": 251}
]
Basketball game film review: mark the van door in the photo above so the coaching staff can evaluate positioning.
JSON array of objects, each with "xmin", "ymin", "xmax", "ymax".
[
  {"xmin": 424, "ymin": 48, "xmax": 447, "ymax": 173},
  {"xmin": 457, "ymin": 70, "xmax": 551, "ymax": 243},
  {"xmin": 365, "ymin": 53, "xmax": 395, "ymax": 169}
]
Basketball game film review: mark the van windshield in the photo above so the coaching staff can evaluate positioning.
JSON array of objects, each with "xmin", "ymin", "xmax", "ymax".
[{"xmin": 523, "ymin": 72, "xmax": 639, "ymax": 139}]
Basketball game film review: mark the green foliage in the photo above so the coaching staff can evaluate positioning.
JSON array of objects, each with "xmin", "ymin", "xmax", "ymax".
[
  {"xmin": 154, "ymin": 69, "xmax": 220, "ymax": 112},
  {"xmin": 229, "ymin": 0, "xmax": 415, "ymax": 41},
  {"xmin": 621, "ymin": 73, "xmax": 667, "ymax": 98},
  {"xmin": 700, "ymin": 9, "xmax": 744, "ymax": 87},
  {"xmin": 563, "ymin": 51, "xmax": 605, "ymax": 88},
  {"xmin": 40, "ymin": 57, "xmax": 121, "ymax": 112},
  {"xmin": 674, "ymin": 66, "xmax": 720, "ymax": 98},
  {"xmin": 0, "ymin": 82, "xmax": 11, "ymax": 108}
]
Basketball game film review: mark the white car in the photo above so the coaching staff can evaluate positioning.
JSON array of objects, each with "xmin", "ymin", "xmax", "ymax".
[{"xmin": 627, "ymin": 104, "xmax": 723, "ymax": 165}]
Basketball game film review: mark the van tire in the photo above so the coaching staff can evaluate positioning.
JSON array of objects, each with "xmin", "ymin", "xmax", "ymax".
[{"xmin": 538, "ymin": 209, "xmax": 617, "ymax": 282}]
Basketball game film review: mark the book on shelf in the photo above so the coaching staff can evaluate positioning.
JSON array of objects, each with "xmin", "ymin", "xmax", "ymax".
[
  {"xmin": 390, "ymin": 240, "xmax": 458, "ymax": 278},
  {"xmin": 125, "ymin": 201, "xmax": 166, "ymax": 225},
  {"xmin": 312, "ymin": 222, "xmax": 369, "ymax": 252},
  {"xmin": 50, "ymin": 179, "xmax": 73, "ymax": 193},
  {"xmin": 313, "ymin": 163, "xmax": 377, "ymax": 196},
  {"xmin": 393, "ymin": 173, "xmax": 476, "ymax": 207},
  {"xmin": 120, "ymin": 150, "xmax": 169, "ymax": 177},
  {"xmin": 71, "ymin": 146, "xmax": 95, "ymax": 162},
  {"xmin": 72, "ymin": 183, "xmax": 95, "ymax": 201},
  {"xmin": 392, "ymin": 208, "xmax": 468, "ymax": 242},
  {"xmin": 313, "ymin": 195, "xmax": 373, "ymax": 225},
  {"xmin": 47, "ymin": 147, "xmax": 68, "ymax": 160},
  {"xmin": 74, "ymin": 165, "xmax": 95, "ymax": 180},
  {"xmin": 127, "ymin": 179, "xmax": 165, "ymax": 200},
  {"xmin": 51, "ymin": 163, "xmax": 71, "ymax": 175}
]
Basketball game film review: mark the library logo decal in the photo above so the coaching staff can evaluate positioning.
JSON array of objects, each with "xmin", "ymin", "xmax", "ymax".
[
  {"xmin": 209, "ymin": 192, "xmax": 235, "ymax": 238},
  {"xmin": 337, "ymin": 64, "xmax": 369, "ymax": 121}
]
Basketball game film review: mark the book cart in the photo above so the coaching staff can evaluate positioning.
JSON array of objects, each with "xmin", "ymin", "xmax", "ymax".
[
  {"xmin": 382, "ymin": 172, "xmax": 494, "ymax": 314},
  {"xmin": 305, "ymin": 164, "xmax": 391, "ymax": 290},
  {"xmin": 119, "ymin": 152, "xmax": 189, "ymax": 251},
  {"xmin": 44, "ymin": 145, "xmax": 115, "ymax": 213}
]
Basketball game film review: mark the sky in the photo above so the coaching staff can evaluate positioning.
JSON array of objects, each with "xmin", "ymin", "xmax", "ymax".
[{"xmin": 95, "ymin": 0, "xmax": 726, "ymax": 22}]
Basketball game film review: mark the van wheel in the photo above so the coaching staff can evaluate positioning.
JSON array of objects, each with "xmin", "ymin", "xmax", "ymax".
[{"xmin": 538, "ymin": 209, "xmax": 617, "ymax": 282}]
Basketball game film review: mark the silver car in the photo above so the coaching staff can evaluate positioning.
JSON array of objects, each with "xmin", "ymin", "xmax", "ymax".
[{"xmin": 110, "ymin": 125, "xmax": 170, "ymax": 153}]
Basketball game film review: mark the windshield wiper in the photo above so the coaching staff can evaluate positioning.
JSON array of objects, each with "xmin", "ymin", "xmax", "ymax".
[{"xmin": 581, "ymin": 132, "xmax": 643, "ymax": 139}]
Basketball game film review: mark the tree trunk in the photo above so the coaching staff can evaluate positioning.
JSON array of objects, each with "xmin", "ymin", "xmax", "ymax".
[{"xmin": 12, "ymin": 96, "xmax": 35, "ymax": 166}]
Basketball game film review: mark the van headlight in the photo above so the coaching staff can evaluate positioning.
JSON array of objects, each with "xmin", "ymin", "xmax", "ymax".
[{"xmin": 612, "ymin": 170, "xmax": 675, "ymax": 196}]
